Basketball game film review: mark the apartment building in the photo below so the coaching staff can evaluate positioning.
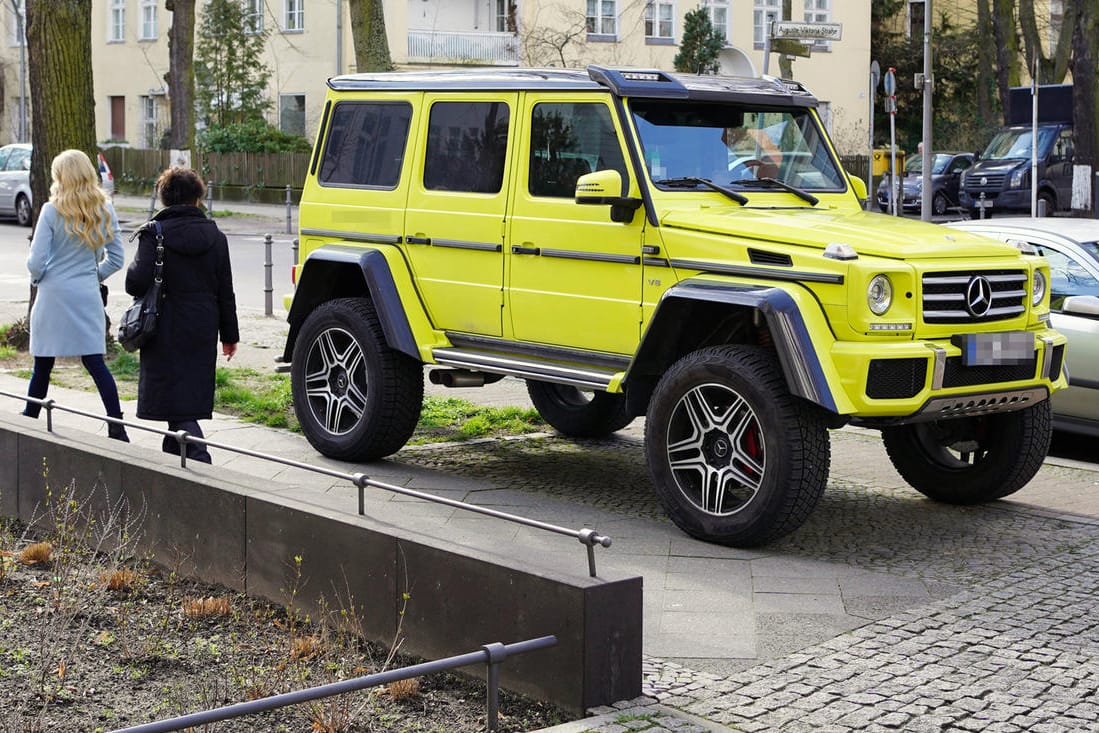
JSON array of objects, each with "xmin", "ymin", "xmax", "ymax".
[{"xmin": 1, "ymin": 1, "xmax": 871, "ymax": 154}]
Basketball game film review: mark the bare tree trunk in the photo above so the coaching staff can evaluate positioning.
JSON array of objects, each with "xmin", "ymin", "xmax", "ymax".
[
  {"xmin": 25, "ymin": 0, "xmax": 96, "ymax": 224},
  {"xmin": 1071, "ymin": 0, "xmax": 1098, "ymax": 214},
  {"xmin": 991, "ymin": 0, "xmax": 1021, "ymax": 121},
  {"xmin": 976, "ymin": 0, "xmax": 995, "ymax": 125},
  {"xmin": 166, "ymin": 0, "xmax": 196, "ymax": 152},
  {"xmin": 348, "ymin": 0, "xmax": 393, "ymax": 72},
  {"xmin": 24, "ymin": 0, "xmax": 96, "ymax": 321}
]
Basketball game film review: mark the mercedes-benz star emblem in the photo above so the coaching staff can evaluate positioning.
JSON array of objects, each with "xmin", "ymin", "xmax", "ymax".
[{"xmin": 965, "ymin": 275, "xmax": 993, "ymax": 317}]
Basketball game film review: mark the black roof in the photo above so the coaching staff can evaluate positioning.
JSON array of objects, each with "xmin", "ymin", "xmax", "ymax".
[{"xmin": 327, "ymin": 65, "xmax": 818, "ymax": 107}]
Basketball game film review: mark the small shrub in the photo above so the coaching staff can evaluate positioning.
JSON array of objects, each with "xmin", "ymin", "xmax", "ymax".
[
  {"xmin": 182, "ymin": 596, "xmax": 233, "ymax": 618},
  {"xmin": 103, "ymin": 568, "xmax": 143, "ymax": 593},
  {"xmin": 378, "ymin": 677, "xmax": 420, "ymax": 701},
  {"xmin": 290, "ymin": 634, "xmax": 325, "ymax": 660}
]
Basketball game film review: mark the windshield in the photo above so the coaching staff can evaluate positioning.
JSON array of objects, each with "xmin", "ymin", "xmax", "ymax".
[
  {"xmin": 981, "ymin": 127, "xmax": 1058, "ymax": 160},
  {"xmin": 903, "ymin": 153, "xmax": 952, "ymax": 175},
  {"xmin": 630, "ymin": 100, "xmax": 846, "ymax": 192}
]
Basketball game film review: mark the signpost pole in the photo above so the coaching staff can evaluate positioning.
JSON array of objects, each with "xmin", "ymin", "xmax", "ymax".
[
  {"xmin": 869, "ymin": 61, "xmax": 880, "ymax": 212},
  {"xmin": 884, "ymin": 67, "xmax": 898, "ymax": 216}
]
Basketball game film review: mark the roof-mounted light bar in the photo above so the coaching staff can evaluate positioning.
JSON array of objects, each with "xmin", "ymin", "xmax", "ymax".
[{"xmin": 588, "ymin": 65, "xmax": 690, "ymax": 99}]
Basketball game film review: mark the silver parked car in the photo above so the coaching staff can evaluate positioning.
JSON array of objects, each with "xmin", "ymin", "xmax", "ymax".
[
  {"xmin": 946, "ymin": 217, "xmax": 1099, "ymax": 436},
  {"xmin": 0, "ymin": 144, "xmax": 115, "ymax": 227},
  {"xmin": 0, "ymin": 143, "xmax": 33, "ymax": 226}
]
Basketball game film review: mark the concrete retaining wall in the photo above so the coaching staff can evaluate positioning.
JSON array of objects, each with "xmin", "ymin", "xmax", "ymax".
[{"xmin": 0, "ymin": 415, "xmax": 642, "ymax": 714}]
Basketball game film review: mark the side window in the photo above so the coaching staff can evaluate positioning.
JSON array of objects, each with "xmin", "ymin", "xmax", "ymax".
[
  {"xmin": 424, "ymin": 101, "xmax": 510, "ymax": 193},
  {"xmin": 1039, "ymin": 245, "xmax": 1099, "ymax": 310},
  {"xmin": 529, "ymin": 102, "xmax": 628, "ymax": 198},
  {"xmin": 1052, "ymin": 129, "xmax": 1074, "ymax": 165},
  {"xmin": 7, "ymin": 148, "xmax": 29, "ymax": 172},
  {"xmin": 318, "ymin": 102, "xmax": 412, "ymax": 188}
]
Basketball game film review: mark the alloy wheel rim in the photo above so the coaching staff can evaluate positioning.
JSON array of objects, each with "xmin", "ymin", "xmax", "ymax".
[{"xmin": 303, "ymin": 326, "xmax": 367, "ymax": 436}]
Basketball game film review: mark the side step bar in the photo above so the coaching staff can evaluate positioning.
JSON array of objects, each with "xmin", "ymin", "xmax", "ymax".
[{"xmin": 431, "ymin": 347, "xmax": 620, "ymax": 391}]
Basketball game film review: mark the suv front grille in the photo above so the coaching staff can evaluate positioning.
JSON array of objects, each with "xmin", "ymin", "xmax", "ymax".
[
  {"xmin": 941, "ymin": 354, "xmax": 1037, "ymax": 388},
  {"xmin": 922, "ymin": 270, "xmax": 1027, "ymax": 324},
  {"xmin": 965, "ymin": 173, "xmax": 1006, "ymax": 191},
  {"xmin": 866, "ymin": 358, "xmax": 927, "ymax": 399}
]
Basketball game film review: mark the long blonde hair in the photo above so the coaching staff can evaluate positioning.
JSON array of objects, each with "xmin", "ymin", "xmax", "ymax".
[{"xmin": 49, "ymin": 149, "xmax": 111, "ymax": 250}]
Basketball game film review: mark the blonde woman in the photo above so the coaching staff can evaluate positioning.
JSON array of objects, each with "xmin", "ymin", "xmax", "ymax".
[{"xmin": 23, "ymin": 149, "xmax": 129, "ymax": 441}]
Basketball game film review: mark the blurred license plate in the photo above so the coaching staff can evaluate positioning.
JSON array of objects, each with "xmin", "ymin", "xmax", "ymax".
[{"xmin": 951, "ymin": 331, "xmax": 1033, "ymax": 367}]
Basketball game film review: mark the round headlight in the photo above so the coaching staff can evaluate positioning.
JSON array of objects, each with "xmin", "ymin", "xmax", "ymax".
[
  {"xmin": 1032, "ymin": 269, "xmax": 1046, "ymax": 306},
  {"xmin": 867, "ymin": 274, "xmax": 893, "ymax": 316}
]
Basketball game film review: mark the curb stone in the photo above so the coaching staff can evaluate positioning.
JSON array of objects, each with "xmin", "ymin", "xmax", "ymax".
[{"xmin": 531, "ymin": 699, "xmax": 737, "ymax": 733}]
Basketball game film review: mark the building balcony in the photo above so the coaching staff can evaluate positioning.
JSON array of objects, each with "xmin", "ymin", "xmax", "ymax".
[{"xmin": 406, "ymin": 29, "xmax": 520, "ymax": 66}]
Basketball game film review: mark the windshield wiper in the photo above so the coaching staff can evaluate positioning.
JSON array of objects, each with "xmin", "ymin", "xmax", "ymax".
[
  {"xmin": 732, "ymin": 177, "xmax": 819, "ymax": 206},
  {"xmin": 652, "ymin": 177, "xmax": 748, "ymax": 205}
]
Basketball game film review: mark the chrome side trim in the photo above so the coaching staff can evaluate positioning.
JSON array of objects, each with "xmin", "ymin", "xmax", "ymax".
[
  {"xmin": 539, "ymin": 248, "xmax": 641, "ymax": 265},
  {"xmin": 432, "ymin": 238, "xmax": 503, "ymax": 252},
  {"xmin": 669, "ymin": 259, "xmax": 844, "ymax": 284},
  {"xmin": 300, "ymin": 228, "xmax": 402, "ymax": 245}
]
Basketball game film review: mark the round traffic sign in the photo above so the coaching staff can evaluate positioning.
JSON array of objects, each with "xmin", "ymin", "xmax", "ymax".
[{"xmin": 883, "ymin": 67, "xmax": 896, "ymax": 96}]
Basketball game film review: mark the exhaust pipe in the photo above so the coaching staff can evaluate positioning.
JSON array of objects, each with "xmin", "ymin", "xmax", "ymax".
[{"xmin": 429, "ymin": 369, "xmax": 503, "ymax": 388}]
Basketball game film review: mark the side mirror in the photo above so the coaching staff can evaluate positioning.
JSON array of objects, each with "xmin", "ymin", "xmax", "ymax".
[
  {"xmin": 846, "ymin": 171, "xmax": 868, "ymax": 201},
  {"xmin": 575, "ymin": 170, "xmax": 642, "ymax": 223},
  {"xmin": 1062, "ymin": 294, "xmax": 1099, "ymax": 319}
]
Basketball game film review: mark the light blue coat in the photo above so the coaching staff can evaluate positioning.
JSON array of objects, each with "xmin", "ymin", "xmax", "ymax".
[{"xmin": 27, "ymin": 201, "xmax": 125, "ymax": 356}]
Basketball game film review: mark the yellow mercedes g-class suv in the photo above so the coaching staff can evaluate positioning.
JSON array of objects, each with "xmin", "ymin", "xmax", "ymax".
[{"xmin": 283, "ymin": 66, "xmax": 1066, "ymax": 547}]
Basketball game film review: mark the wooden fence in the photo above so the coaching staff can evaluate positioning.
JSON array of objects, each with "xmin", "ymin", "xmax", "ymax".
[{"xmin": 101, "ymin": 148, "xmax": 311, "ymax": 204}]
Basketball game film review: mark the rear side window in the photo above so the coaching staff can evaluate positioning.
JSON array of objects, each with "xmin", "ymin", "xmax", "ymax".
[
  {"xmin": 424, "ymin": 101, "xmax": 510, "ymax": 193},
  {"xmin": 319, "ymin": 101, "xmax": 412, "ymax": 188}
]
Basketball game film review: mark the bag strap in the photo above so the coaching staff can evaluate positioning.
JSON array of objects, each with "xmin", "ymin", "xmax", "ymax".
[{"xmin": 152, "ymin": 221, "xmax": 165, "ymax": 284}]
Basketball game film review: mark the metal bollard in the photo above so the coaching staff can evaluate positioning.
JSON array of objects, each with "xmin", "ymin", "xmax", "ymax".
[
  {"xmin": 978, "ymin": 191, "xmax": 987, "ymax": 220},
  {"xmin": 264, "ymin": 233, "xmax": 273, "ymax": 317},
  {"xmin": 206, "ymin": 181, "xmax": 214, "ymax": 217},
  {"xmin": 147, "ymin": 186, "xmax": 158, "ymax": 219},
  {"xmin": 292, "ymin": 237, "xmax": 299, "ymax": 270},
  {"xmin": 285, "ymin": 184, "xmax": 293, "ymax": 234}
]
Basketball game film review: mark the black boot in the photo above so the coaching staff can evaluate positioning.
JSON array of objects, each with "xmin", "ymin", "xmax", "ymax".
[{"xmin": 108, "ymin": 415, "xmax": 130, "ymax": 443}]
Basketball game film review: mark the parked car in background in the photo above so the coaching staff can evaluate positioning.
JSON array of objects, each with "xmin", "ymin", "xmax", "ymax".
[
  {"xmin": 0, "ymin": 143, "xmax": 33, "ymax": 226},
  {"xmin": 946, "ymin": 218, "xmax": 1099, "ymax": 436},
  {"xmin": 0, "ymin": 144, "xmax": 115, "ymax": 226},
  {"xmin": 877, "ymin": 151, "xmax": 974, "ymax": 215}
]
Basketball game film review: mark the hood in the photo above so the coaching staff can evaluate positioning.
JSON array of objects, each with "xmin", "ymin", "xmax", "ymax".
[
  {"xmin": 659, "ymin": 205, "xmax": 1019, "ymax": 260},
  {"xmin": 969, "ymin": 158, "xmax": 1028, "ymax": 174},
  {"xmin": 152, "ymin": 205, "xmax": 219, "ymax": 256}
]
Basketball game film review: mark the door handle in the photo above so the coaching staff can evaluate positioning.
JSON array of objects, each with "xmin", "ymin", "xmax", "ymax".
[
  {"xmin": 511, "ymin": 245, "xmax": 540, "ymax": 255},
  {"xmin": 406, "ymin": 236, "xmax": 431, "ymax": 245}
]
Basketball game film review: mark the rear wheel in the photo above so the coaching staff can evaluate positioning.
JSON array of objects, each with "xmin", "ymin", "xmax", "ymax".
[
  {"xmin": 15, "ymin": 194, "xmax": 31, "ymax": 227},
  {"xmin": 881, "ymin": 400, "xmax": 1051, "ymax": 503},
  {"xmin": 932, "ymin": 191, "xmax": 949, "ymax": 216},
  {"xmin": 645, "ymin": 345, "xmax": 830, "ymax": 547},
  {"xmin": 291, "ymin": 297, "xmax": 423, "ymax": 461},
  {"xmin": 526, "ymin": 381, "xmax": 633, "ymax": 437}
]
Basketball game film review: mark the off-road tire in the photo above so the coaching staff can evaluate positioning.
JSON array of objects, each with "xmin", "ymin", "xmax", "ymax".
[
  {"xmin": 291, "ymin": 297, "xmax": 423, "ymax": 461},
  {"xmin": 16, "ymin": 194, "xmax": 31, "ymax": 227},
  {"xmin": 645, "ymin": 345, "xmax": 830, "ymax": 547},
  {"xmin": 881, "ymin": 400, "xmax": 1051, "ymax": 503},
  {"xmin": 526, "ymin": 381, "xmax": 633, "ymax": 437}
]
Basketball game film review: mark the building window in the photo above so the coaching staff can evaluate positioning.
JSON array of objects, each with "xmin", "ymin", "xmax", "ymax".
[
  {"xmin": 907, "ymin": 0, "xmax": 925, "ymax": 39},
  {"xmin": 753, "ymin": 0, "xmax": 781, "ymax": 47},
  {"xmin": 495, "ymin": 0, "xmax": 516, "ymax": 32},
  {"xmin": 279, "ymin": 94, "xmax": 305, "ymax": 137},
  {"xmin": 244, "ymin": 0, "xmax": 263, "ymax": 34},
  {"xmin": 141, "ymin": 95, "xmax": 159, "ymax": 148},
  {"xmin": 703, "ymin": 0, "xmax": 729, "ymax": 44},
  {"xmin": 284, "ymin": 0, "xmax": 303, "ymax": 31},
  {"xmin": 586, "ymin": 0, "xmax": 617, "ymax": 37},
  {"xmin": 109, "ymin": 0, "xmax": 125, "ymax": 42},
  {"xmin": 110, "ymin": 96, "xmax": 126, "ymax": 141},
  {"xmin": 8, "ymin": 0, "xmax": 25, "ymax": 47},
  {"xmin": 140, "ymin": 0, "xmax": 157, "ymax": 40},
  {"xmin": 803, "ymin": 0, "xmax": 831, "ymax": 51},
  {"xmin": 645, "ymin": 1, "xmax": 674, "ymax": 41}
]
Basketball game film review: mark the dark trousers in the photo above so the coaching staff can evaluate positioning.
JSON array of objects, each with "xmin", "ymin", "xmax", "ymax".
[
  {"xmin": 24, "ymin": 355, "xmax": 123, "ymax": 419},
  {"xmin": 161, "ymin": 419, "xmax": 212, "ymax": 464}
]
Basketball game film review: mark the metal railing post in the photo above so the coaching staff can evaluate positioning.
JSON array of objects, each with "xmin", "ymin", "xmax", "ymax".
[
  {"xmin": 482, "ymin": 642, "xmax": 507, "ymax": 732},
  {"xmin": 285, "ymin": 184, "xmax": 293, "ymax": 234},
  {"xmin": 264, "ymin": 233, "xmax": 273, "ymax": 317}
]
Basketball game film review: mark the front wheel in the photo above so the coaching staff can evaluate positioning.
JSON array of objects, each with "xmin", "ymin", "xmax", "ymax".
[
  {"xmin": 291, "ymin": 297, "xmax": 423, "ymax": 461},
  {"xmin": 932, "ymin": 191, "xmax": 949, "ymax": 216},
  {"xmin": 645, "ymin": 345, "xmax": 830, "ymax": 547},
  {"xmin": 15, "ymin": 194, "xmax": 31, "ymax": 227},
  {"xmin": 526, "ymin": 381, "xmax": 633, "ymax": 437},
  {"xmin": 881, "ymin": 400, "xmax": 1051, "ymax": 503}
]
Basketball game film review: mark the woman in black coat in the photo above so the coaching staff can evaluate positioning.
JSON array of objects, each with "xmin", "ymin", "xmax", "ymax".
[{"xmin": 126, "ymin": 167, "xmax": 239, "ymax": 463}]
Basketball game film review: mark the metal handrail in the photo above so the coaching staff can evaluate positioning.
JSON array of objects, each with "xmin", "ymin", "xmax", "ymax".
[
  {"xmin": 2, "ymin": 389, "xmax": 613, "ymax": 576},
  {"xmin": 109, "ymin": 635, "xmax": 557, "ymax": 733}
]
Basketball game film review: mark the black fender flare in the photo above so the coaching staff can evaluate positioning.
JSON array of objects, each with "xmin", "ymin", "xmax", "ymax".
[
  {"xmin": 628, "ymin": 279, "xmax": 839, "ymax": 413},
  {"xmin": 282, "ymin": 247, "xmax": 419, "ymax": 363}
]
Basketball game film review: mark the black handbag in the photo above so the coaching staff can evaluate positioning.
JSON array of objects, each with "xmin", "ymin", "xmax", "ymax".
[{"xmin": 117, "ymin": 221, "xmax": 165, "ymax": 352}]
